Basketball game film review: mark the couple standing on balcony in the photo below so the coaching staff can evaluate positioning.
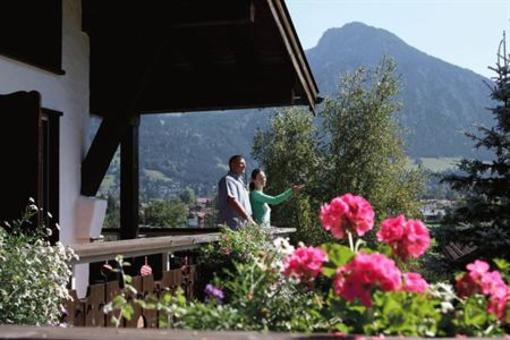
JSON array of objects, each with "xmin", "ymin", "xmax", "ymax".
[{"xmin": 217, "ymin": 155, "xmax": 303, "ymax": 230}]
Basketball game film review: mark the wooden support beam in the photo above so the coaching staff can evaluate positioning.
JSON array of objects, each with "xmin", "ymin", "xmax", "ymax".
[
  {"xmin": 81, "ymin": 116, "xmax": 128, "ymax": 196},
  {"xmin": 83, "ymin": 35, "xmax": 169, "ymax": 198},
  {"xmin": 120, "ymin": 116, "xmax": 140, "ymax": 240}
]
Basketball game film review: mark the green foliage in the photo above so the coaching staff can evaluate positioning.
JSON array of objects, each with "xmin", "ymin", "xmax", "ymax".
[
  {"xmin": 109, "ymin": 229, "xmax": 329, "ymax": 332},
  {"xmin": 103, "ymin": 255, "xmax": 151, "ymax": 327},
  {"xmin": 252, "ymin": 107, "xmax": 322, "ymax": 244},
  {"xmin": 318, "ymin": 58, "xmax": 424, "ymax": 223},
  {"xmin": 441, "ymin": 51, "xmax": 510, "ymax": 264},
  {"xmin": 157, "ymin": 288, "xmax": 245, "ymax": 330},
  {"xmin": 179, "ymin": 187, "xmax": 196, "ymax": 205},
  {"xmin": 218, "ymin": 255, "xmax": 327, "ymax": 332},
  {"xmin": 365, "ymin": 292, "xmax": 441, "ymax": 336},
  {"xmin": 321, "ymin": 243, "xmax": 354, "ymax": 278},
  {"xmin": 252, "ymin": 58, "xmax": 424, "ymax": 245},
  {"xmin": 199, "ymin": 224, "xmax": 270, "ymax": 267},
  {"xmin": 141, "ymin": 199, "xmax": 188, "ymax": 227},
  {"xmin": 451, "ymin": 294, "xmax": 506, "ymax": 337},
  {"xmin": 0, "ymin": 202, "xmax": 76, "ymax": 325},
  {"xmin": 102, "ymin": 194, "xmax": 120, "ymax": 228}
]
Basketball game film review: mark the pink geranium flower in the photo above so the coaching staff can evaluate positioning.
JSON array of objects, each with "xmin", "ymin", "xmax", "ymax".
[
  {"xmin": 455, "ymin": 260, "xmax": 510, "ymax": 320},
  {"xmin": 283, "ymin": 246, "xmax": 327, "ymax": 282},
  {"xmin": 377, "ymin": 215, "xmax": 430, "ymax": 260},
  {"xmin": 333, "ymin": 252, "xmax": 402, "ymax": 307},
  {"xmin": 466, "ymin": 260, "xmax": 490, "ymax": 281},
  {"xmin": 377, "ymin": 215, "xmax": 405, "ymax": 243},
  {"xmin": 402, "ymin": 272, "xmax": 428, "ymax": 293},
  {"xmin": 320, "ymin": 193, "xmax": 374, "ymax": 240}
]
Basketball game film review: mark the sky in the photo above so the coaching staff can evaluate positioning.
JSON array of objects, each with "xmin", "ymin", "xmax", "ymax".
[{"xmin": 286, "ymin": 0, "xmax": 510, "ymax": 78}]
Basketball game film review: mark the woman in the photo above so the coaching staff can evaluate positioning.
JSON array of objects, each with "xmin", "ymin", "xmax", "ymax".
[{"xmin": 249, "ymin": 169, "xmax": 302, "ymax": 227}]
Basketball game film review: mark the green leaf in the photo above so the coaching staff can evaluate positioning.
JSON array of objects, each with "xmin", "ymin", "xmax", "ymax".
[
  {"xmin": 121, "ymin": 304, "xmax": 134, "ymax": 320},
  {"xmin": 493, "ymin": 258, "xmax": 509, "ymax": 271},
  {"xmin": 112, "ymin": 295, "xmax": 127, "ymax": 306},
  {"xmin": 463, "ymin": 296, "xmax": 488, "ymax": 326},
  {"xmin": 321, "ymin": 243, "xmax": 354, "ymax": 267},
  {"xmin": 321, "ymin": 263, "xmax": 337, "ymax": 278}
]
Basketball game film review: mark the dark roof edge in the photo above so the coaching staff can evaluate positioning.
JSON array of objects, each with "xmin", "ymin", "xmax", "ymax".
[{"xmin": 266, "ymin": 0, "xmax": 320, "ymax": 112}]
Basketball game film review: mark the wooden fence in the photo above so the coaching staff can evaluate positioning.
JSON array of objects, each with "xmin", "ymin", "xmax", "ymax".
[
  {"xmin": 65, "ymin": 227, "xmax": 295, "ymax": 328},
  {"xmin": 64, "ymin": 265, "xmax": 197, "ymax": 328}
]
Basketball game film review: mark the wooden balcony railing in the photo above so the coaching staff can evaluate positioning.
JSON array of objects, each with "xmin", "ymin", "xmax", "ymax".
[
  {"xmin": 65, "ymin": 227, "xmax": 295, "ymax": 328},
  {"xmin": 71, "ymin": 232, "xmax": 221, "ymax": 266}
]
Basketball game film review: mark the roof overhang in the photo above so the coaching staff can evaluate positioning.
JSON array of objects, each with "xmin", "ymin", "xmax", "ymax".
[{"xmin": 82, "ymin": 0, "xmax": 320, "ymax": 116}]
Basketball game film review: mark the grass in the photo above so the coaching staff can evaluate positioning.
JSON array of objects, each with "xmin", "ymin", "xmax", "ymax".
[{"xmin": 144, "ymin": 169, "xmax": 172, "ymax": 182}]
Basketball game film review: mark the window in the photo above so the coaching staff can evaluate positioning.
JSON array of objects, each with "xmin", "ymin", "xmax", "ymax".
[{"xmin": 0, "ymin": 1, "xmax": 63, "ymax": 74}]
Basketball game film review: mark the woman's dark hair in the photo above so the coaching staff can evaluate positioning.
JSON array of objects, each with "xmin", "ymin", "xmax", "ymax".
[{"xmin": 249, "ymin": 168, "xmax": 263, "ymax": 191}]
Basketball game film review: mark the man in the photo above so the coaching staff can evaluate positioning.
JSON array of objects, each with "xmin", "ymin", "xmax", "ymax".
[{"xmin": 217, "ymin": 155, "xmax": 254, "ymax": 229}]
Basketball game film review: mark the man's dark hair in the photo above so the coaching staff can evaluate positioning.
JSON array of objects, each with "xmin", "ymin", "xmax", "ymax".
[{"xmin": 228, "ymin": 155, "xmax": 244, "ymax": 169}]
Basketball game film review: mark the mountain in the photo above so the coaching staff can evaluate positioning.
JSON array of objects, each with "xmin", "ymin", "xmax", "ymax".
[
  {"xmin": 307, "ymin": 22, "xmax": 492, "ymax": 157},
  {"xmin": 96, "ymin": 22, "xmax": 495, "ymax": 196}
]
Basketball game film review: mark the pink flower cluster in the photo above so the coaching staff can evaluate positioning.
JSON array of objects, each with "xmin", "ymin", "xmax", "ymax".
[
  {"xmin": 456, "ymin": 260, "xmax": 510, "ymax": 319},
  {"xmin": 402, "ymin": 272, "xmax": 428, "ymax": 293},
  {"xmin": 376, "ymin": 215, "xmax": 430, "ymax": 260},
  {"xmin": 333, "ymin": 252, "xmax": 402, "ymax": 307},
  {"xmin": 320, "ymin": 193, "xmax": 375, "ymax": 239},
  {"xmin": 283, "ymin": 246, "xmax": 327, "ymax": 282}
]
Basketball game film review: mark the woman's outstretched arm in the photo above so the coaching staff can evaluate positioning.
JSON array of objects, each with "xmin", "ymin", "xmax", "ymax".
[{"xmin": 250, "ymin": 188, "xmax": 292, "ymax": 205}]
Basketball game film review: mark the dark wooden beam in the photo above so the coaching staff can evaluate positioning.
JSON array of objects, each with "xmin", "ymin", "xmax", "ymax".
[
  {"xmin": 83, "ymin": 0, "xmax": 256, "ymax": 34},
  {"xmin": 172, "ymin": 1, "xmax": 255, "ymax": 28},
  {"xmin": 81, "ymin": 116, "xmax": 128, "ymax": 196},
  {"xmin": 120, "ymin": 116, "xmax": 140, "ymax": 240},
  {"xmin": 266, "ymin": 0, "xmax": 319, "ymax": 112},
  {"xmin": 137, "ymin": 88, "xmax": 295, "ymax": 114}
]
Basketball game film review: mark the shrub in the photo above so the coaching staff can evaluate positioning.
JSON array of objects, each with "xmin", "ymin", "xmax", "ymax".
[{"xmin": 0, "ymin": 202, "xmax": 76, "ymax": 325}]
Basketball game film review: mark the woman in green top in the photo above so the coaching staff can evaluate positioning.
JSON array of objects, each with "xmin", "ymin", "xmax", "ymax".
[{"xmin": 249, "ymin": 169, "xmax": 302, "ymax": 227}]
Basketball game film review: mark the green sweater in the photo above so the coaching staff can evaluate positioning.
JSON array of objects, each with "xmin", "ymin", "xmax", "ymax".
[{"xmin": 250, "ymin": 188, "xmax": 292, "ymax": 225}]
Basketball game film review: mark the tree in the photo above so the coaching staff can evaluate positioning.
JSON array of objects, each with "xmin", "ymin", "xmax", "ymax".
[
  {"xmin": 318, "ymin": 58, "xmax": 423, "ymax": 223},
  {"xmin": 103, "ymin": 194, "xmax": 120, "ymax": 228},
  {"xmin": 252, "ymin": 58, "xmax": 424, "ymax": 245},
  {"xmin": 141, "ymin": 199, "xmax": 188, "ymax": 228},
  {"xmin": 179, "ymin": 186, "xmax": 196, "ymax": 205},
  {"xmin": 252, "ymin": 107, "xmax": 323, "ymax": 243},
  {"xmin": 441, "ymin": 47, "xmax": 510, "ymax": 262}
]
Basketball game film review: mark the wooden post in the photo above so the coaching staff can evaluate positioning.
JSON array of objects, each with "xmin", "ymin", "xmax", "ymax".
[{"xmin": 120, "ymin": 115, "xmax": 140, "ymax": 240}]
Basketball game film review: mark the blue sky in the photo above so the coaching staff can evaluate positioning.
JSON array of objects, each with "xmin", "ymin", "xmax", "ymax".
[{"xmin": 286, "ymin": 0, "xmax": 510, "ymax": 78}]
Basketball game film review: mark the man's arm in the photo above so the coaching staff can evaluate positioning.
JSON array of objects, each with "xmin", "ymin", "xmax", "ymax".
[{"xmin": 227, "ymin": 196, "xmax": 254, "ymax": 223}]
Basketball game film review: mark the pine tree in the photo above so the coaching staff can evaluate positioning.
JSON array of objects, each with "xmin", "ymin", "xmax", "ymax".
[{"xmin": 442, "ymin": 41, "xmax": 510, "ymax": 261}]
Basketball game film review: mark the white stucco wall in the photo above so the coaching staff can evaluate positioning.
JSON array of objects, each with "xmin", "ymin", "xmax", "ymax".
[{"xmin": 0, "ymin": 0, "xmax": 97, "ymax": 296}]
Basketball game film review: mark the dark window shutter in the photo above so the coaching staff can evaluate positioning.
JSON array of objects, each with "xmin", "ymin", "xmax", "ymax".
[{"xmin": 0, "ymin": 91, "xmax": 43, "ymax": 224}]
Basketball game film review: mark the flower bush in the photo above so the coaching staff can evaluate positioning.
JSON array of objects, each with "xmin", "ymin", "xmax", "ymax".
[
  {"xmin": 283, "ymin": 246, "xmax": 326, "ymax": 282},
  {"xmin": 112, "ymin": 193, "xmax": 510, "ymax": 336},
  {"xmin": 199, "ymin": 223, "xmax": 269, "ymax": 267},
  {"xmin": 0, "ymin": 201, "xmax": 76, "ymax": 325}
]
